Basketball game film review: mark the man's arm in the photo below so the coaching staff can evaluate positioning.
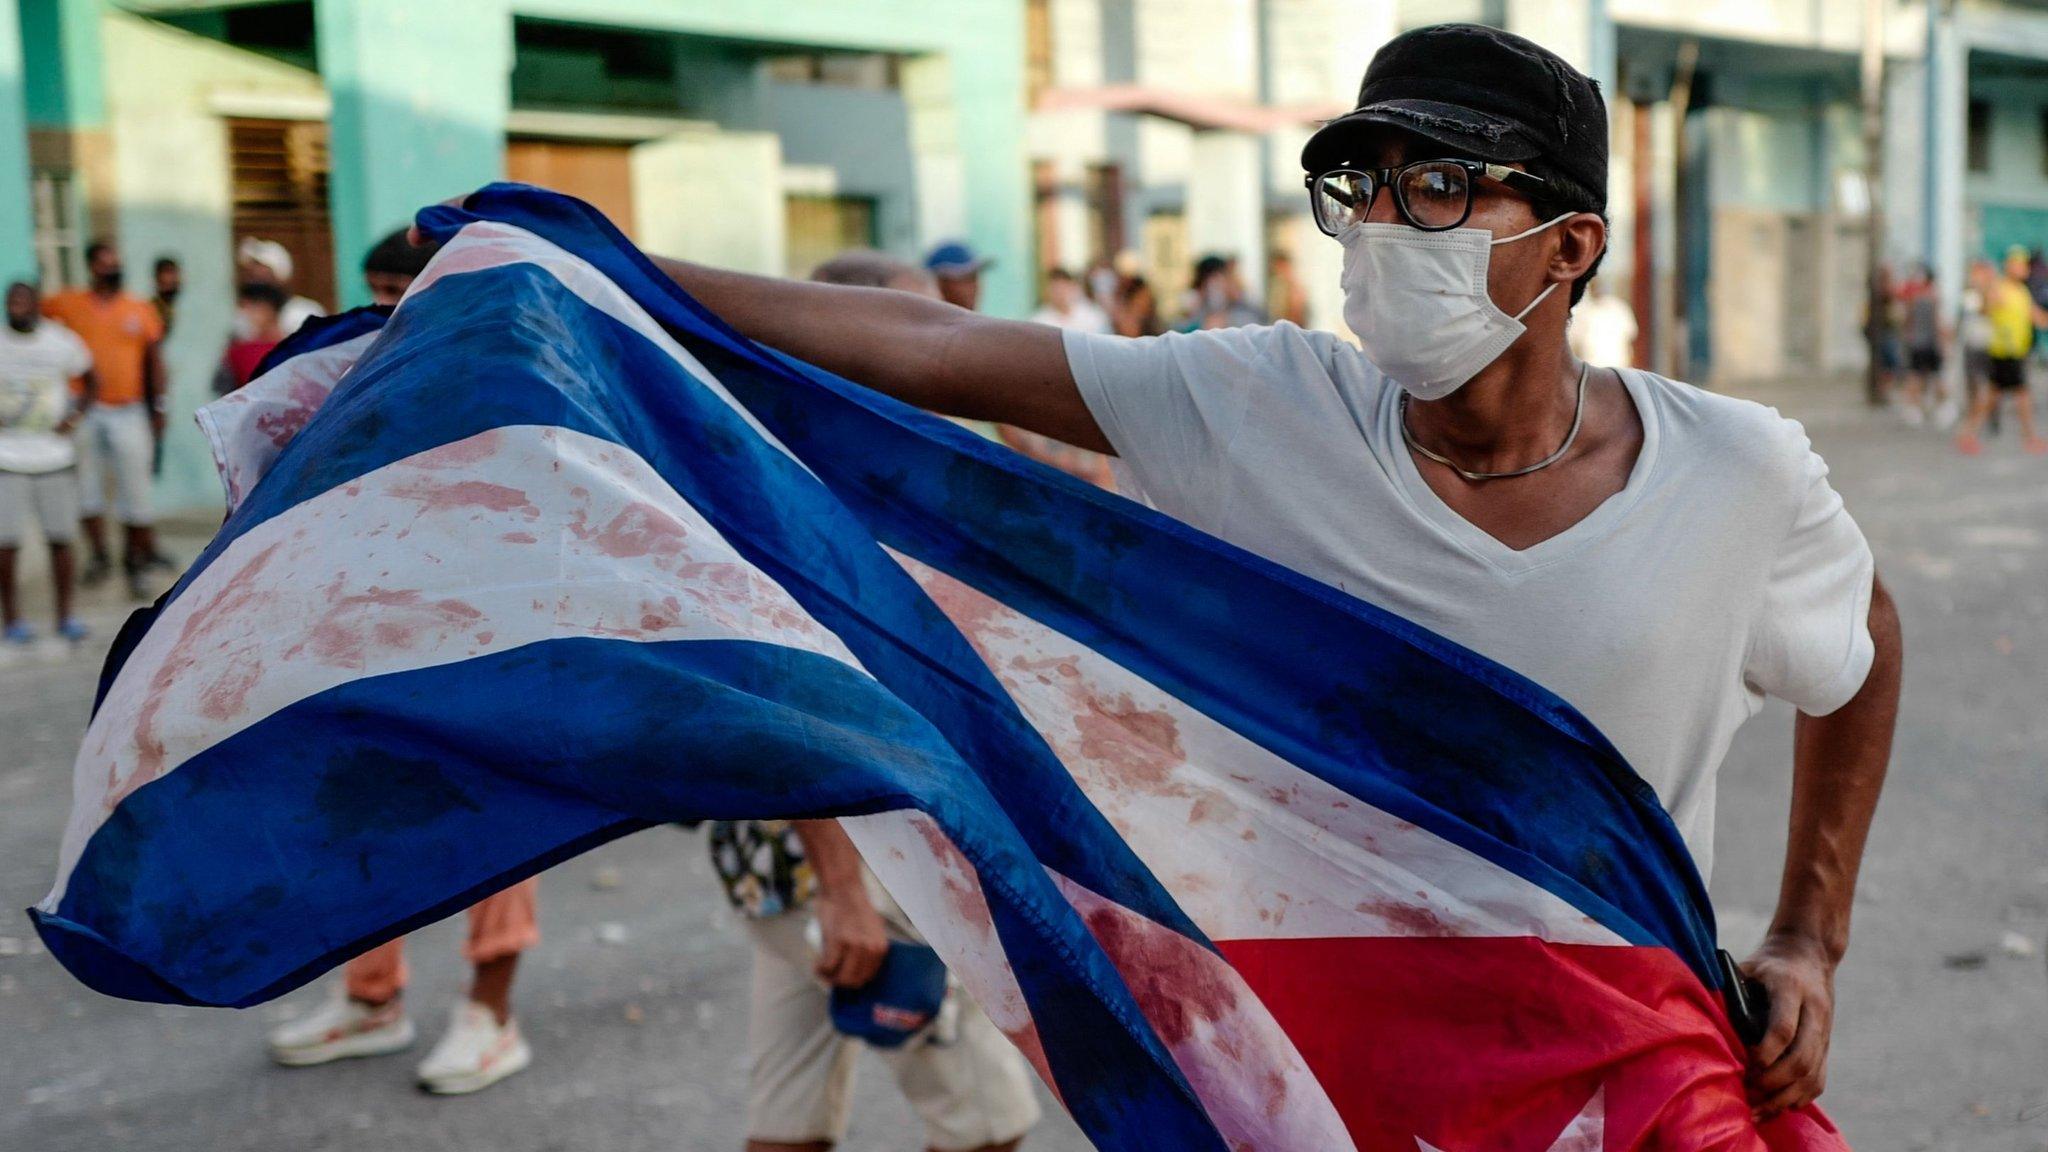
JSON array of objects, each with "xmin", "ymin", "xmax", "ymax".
[
  {"xmin": 1743, "ymin": 574, "xmax": 1902, "ymax": 1119},
  {"xmin": 789, "ymin": 818, "xmax": 891, "ymax": 989},
  {"xmin": 143, "ymin": 341, "xmax": 167, "ymax": 437},
  {"xmin": 647, "ymin": 256, "xmax": 1113, "ymax": 455}
]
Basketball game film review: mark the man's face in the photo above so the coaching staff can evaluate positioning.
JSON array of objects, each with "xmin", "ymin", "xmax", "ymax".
[
  {"xmin": 1359, "ymin": 127, "xmax": 1555, "ymax": 312},
  {"xmin": 2007, "ymin": 253, "xmax": 2031, "ymax": 282},
  {"xmin": 6, "ymin": 285, "xmax": 37, "ymax": 330},
  {"xmin": 237, "ymin": 300, "xmax": 282, "ymax": 337},
  {"xmin": 155, "ymin": 265, "xmax": 181, "ymax": 297},
  {"xmin": 89, "ymin": 247, "xmax": 124, "ymax": 289},
  {"xmin": 937, "ymin": 272, "xmax": 981, "ymax": 311},
  {"xmin": 365, "ymin": 270, "xmax": 413, "ymax": 307},
  {"xmin": 1047, "ymin": 277, "xmax": 1079, "ymax": 309}
]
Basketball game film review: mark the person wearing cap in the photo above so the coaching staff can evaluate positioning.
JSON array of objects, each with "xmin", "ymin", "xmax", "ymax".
[
  {"xmin": 437, "ymin": 21, "xmax": 1901, "ymax": 1125},
  {"xmin": 923, "ymin": 241, "xmax": 990, "ymax": 312},
  {"xmin": 236, "ymin": 237, "xmax": 327, "ymax": 336}
]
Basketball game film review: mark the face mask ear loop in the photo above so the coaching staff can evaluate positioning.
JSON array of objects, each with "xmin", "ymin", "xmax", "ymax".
[
  {"xmin": 1490, "ymin": 212, "xmax": 1577, "ymax": 247},
  {"xmin": 1511, "ymin": 281, "xmax": 1559, "ymax": 323}
]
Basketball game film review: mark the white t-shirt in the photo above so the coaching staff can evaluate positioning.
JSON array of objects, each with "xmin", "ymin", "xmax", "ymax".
[
  {"xmin": 1065, "ymin": 322, "xmax": 1876, "ymax": 878},
  {"xmin": 0, "ymin": 321, "xmax": 92, "ymax": 474},
  {"xmin": 1032, "ymin": 300, "xmax": 1114, "ymax": 335}
]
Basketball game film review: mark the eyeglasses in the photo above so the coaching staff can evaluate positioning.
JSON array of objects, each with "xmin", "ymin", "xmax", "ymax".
[{"xmin": 1305, "ymin": 159, "xmax": 1549, "ymax": 236}]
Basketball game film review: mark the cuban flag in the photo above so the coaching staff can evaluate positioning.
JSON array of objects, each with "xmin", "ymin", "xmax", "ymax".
[{"xmin": 35, "ymin": 186, "xmax": 1847, "ymax": 1152}]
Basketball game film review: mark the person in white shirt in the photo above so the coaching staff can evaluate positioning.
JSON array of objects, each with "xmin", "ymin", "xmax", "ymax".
[
  {"xmin": 236, "ymin": 237, "xmax": 326, "ymax": 336},
  {"xmin": 0, "ymin": 282, "xmax": 97, "ymax": 645},
  {"xmin": 432, "ymin": 23, "xmax": 1901, "ymax": 1127},
  {"xmin": 1029, "ymin": 268, "xmax": 1112, "ymax": 335},
  {"xmin": 1569, "ymin": 283, "xmax": 1639, "ymax": 368}
]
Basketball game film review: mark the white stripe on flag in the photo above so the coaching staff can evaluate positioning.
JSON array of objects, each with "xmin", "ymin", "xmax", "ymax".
[
  {"xmin": 45, "ymin": 423, "xmax": 861, "ymax": 910},
  {"xmin": 896, "ymin": 555, "xmax": 1625, "ymax": 949}
]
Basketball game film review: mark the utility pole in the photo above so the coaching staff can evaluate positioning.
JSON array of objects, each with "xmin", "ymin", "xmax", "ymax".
[{"xmin": 1862, "ymin": 0, "xmax": 1888, "ymax": 404}]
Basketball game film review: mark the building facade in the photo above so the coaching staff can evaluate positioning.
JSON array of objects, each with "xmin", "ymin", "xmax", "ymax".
[
  {"xmin": 9, "ymin": 0, "xmax": 2048, "ymax": 513},
  {"xmin": 0, "ymin": 0, "xmax": 1031, "ymax": 512}
]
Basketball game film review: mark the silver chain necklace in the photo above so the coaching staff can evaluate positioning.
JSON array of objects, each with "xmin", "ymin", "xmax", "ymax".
[{"xmin": 1400, "ymin": 362, "xmax": 1590, "ymax": 482}]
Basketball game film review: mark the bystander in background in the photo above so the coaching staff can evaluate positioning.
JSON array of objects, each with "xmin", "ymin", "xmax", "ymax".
[{"xmin": 0, "ymin": 281, "xmax": 94, "ymax": 646}]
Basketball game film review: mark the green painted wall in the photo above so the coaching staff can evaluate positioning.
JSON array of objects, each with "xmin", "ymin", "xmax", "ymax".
[
  {"xmin": 101, "ymin": 11, "xmax": 326, "ymax": 514},
  {"xmin": 20, "ymin": 0, "xmax": 105, "ymax": 127},
  {"xmin": 317, "ymin": 0, "xmax": 512, "ymax": 308},
  {"xmin": 0, "ymin": 2, "xmax": 33, "ymax": 276}
]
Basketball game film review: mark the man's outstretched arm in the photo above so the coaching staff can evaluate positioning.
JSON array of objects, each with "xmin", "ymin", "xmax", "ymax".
[
  {"xmin": 1744, "ymin": 574, "xmax": 1902, "ymax": 1119},
  {"xmin": 648, "ymin": 256, "xmax": 1114, "ymax": 455}
]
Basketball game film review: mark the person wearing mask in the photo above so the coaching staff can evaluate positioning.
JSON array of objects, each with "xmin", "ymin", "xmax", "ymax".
[
  {"xmin": 1030, "ymin": 268, "xmax": 1113, "ymax": 334},
  {"xmin": 1955, "ymin": 246, "xmax": 2048, "ymax": 455},
  {"xmin": 460, "ymin": 23, "xmax": 1895, "ymax": 1123},
  {"xmin": 150, "ymin": 256, "xmax": 182, "ymax": 335},
  {"xmin": 0, "ymin": 282, "xmax": 95, "ymax": 645},
  {"xmin": 708, "ymin": 248, "xmax": 1042, "ymax": 1152},
  {"xmin": 215, "ymin": 283, "xmax": 289, "ymax": 395},
  {"xmin": 923, "ymin": 241, "xmax": 992, "ymax": 312},
  {"xmin": 1179, "ymin": 253, "xmax": 1266, "ymax": 330},
  {"xmin": 43, "ymin": 239, "xmax": 169, "ymax": 597},
  {"xmin": 236, "ymin": 237, "xmax": 327, "ymax": 335}
]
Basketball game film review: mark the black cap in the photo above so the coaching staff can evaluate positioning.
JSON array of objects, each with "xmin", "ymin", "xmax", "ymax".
[{"xmin": 1301, "ymin": 24, "xmax": 1607, "ymax": 207}]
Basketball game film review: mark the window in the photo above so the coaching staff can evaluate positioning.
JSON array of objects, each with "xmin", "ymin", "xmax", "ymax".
[
  {"xmin": 30, "ymin": 168, "xmax": 84, "ymax": 290},
  {"xmin": 228, "ymin": 118, "xmax": 337, "ymax": 309},
  {"xmin": 1968, "ymin": 99, "xmax": 1991, "ymax": 173},
  {"xmin": 784, "ymin": 195, "xmax": 878, "ymax": 279},
  {"xmin": 763, "ymin": 52, "xmax": 902, "ymax": 90}
]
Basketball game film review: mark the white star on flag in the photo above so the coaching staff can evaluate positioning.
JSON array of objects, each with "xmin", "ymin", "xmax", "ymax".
[{"xmin": 1416, "ymin": 1086, "xmax": 1604, "ymax": 1152}]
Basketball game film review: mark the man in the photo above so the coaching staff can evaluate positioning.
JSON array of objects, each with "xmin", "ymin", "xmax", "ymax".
[
  {"xmin": 1955, "ymin": 245, "xmax": 2047, "ymax": 454},
  {"xmin": 1896, "ymin": 264, "xmax": 1947, "ymax": 425},
  {"xmin": 432, "ymin": 24, "xmax": 1901, "ymax": 1121},
  {"xmin": 1179, "ymin": 253, "xmax": 1266, "ymax": 330},
  {"xmin": 1029, "ymin": 268, "xmax": 1112, "ymax": 334},
  {"xmin": 214, "ymin": 282, "xmax": 289, "ymax": 395},
  {"xmin": 702, "ymin": 249, "xmax": 1041, "ymax": 1152},
  {"xmin": 362, "ymin": 227, "xmax": 439, "ymax": 306},
  {"xmin": 44, "ymin": 239, "xmax": 169, "ymax": 598},
  {"xmin": 236, "ymin": 237, "xmax": 326, "ymax": 335},
  {"xmin": 265, "ymin": 224, "xmax": 538, "ymax": 1096},
  {"xmin": 0, "ymin": 282, "xmax": 95, "ymax": 645},
  {"xmin": 923, "ymin": 240, "xmax": 990, "ymax": 312},
  {"xmin": 150, "ymin": 256, "xmax": 181, "ymax": 335}
]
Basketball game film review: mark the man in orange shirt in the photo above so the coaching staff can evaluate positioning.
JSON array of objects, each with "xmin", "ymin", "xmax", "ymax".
[{"xmin": 44, "ymin": 239, "xmax": 169, "ymax": 597}]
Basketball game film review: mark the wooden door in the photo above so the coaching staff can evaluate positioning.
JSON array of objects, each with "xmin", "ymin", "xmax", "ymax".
[{"xmin": 506, "ymin": 139, "xmax": 638, "ymax": 238}]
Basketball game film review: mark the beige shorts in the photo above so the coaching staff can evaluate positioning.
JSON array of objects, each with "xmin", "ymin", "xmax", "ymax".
[
  {"xmin": 743, "ymin": 873, "xmax": 1041, "ymax": 1151},
  {"xmin": 0, "ymin": 470, "xmax": 80, "ymax": 546}
]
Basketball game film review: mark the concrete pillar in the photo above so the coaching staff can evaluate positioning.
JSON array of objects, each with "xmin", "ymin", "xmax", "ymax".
[
  {"xmin": 0, "ymin": 0, "xmax": 34, "ymax": 277},
  {"xmin": 909, "ymin": 47, "xmax": 1031, "ymax": 317},
  {"xmin": 316, "ymin": 0, "xmax": 511, "ymax": 308},
  {"xmin": 1187, "ymin": 130, "xmax": 1263, "ymax": 292},
  {"xmin": 1928, "ymin": 17, "xmax": 1967, "ymax": 321}
]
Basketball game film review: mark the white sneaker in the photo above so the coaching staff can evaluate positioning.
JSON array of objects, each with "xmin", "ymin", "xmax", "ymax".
[
  {"xmin": 267, "ymin": 989, "xmax": 416, "ymax": 1067},
  {"xmin": 416, "ymin": 1001, "xmax": 531, "ymax": 1095}
]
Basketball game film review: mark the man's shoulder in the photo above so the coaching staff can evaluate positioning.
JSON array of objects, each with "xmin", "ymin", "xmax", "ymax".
[{"xmin": 1633, "ymin": 370, "xmax": 1816, "ymax": 483}]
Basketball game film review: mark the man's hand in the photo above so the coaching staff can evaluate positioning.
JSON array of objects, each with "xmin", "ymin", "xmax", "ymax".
[
  {"xmin": 810, "ymin": 885, "xmax": 890, "ymax": 990},
  {"xmin": 1741, "ymin": 931, "xmax": 1836, "ymax": 1120}
]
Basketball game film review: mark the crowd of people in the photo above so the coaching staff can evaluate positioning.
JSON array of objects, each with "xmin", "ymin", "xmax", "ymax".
[{"xmin": 1869, "ymin": 248, "xmax": 2048, "ymax": 454}]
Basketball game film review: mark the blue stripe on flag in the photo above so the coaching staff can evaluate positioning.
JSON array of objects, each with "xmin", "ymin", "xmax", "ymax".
[{"xmin": 39, "ymin": 636, "xmax": 1233, "ymax": 1149}]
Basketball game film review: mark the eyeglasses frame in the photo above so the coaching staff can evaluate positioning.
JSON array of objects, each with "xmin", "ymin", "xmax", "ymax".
[{"xmin": 1303, "ymin": 159, "xmax": 1550, "ymax": 236}]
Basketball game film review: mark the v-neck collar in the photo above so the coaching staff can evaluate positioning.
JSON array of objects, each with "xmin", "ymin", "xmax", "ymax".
[{"xmin": 1376, "ymin": 367, "xmax": 1660, "ymax": 575}]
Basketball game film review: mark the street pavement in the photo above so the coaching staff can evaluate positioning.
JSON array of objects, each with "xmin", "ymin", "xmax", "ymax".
[{"xmin": 2, "ymin": 379, "xmax": 2044, "ymax": 1151}]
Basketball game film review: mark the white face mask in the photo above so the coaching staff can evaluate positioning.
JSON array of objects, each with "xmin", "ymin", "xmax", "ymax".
[{"xmin": 1339, "ymin": 214, "xmax": 1571, "ymax": 400}]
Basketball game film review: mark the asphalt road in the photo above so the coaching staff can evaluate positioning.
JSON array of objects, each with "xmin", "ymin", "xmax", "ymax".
[{"xmin": 2, "ymin": 380, "xmax": 2043, "ymax": 1151}]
